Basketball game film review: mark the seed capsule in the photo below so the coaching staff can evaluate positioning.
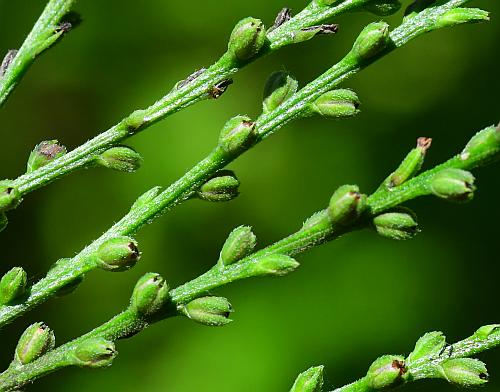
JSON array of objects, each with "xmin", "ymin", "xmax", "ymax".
[
  {"xmin": 372, "ymin": 208, "xmax": 419, "ymax": 240},
  {"xmin": 15, "ymin": 322, "xmax": 55, "ymax": 365},
  {"xmin": 72, "ymin": 338, "xmax": 117, "ymax": 368},
  {"xmin": 96, "ymin": 236, "xmax": 140, "ymax": 271},
  {"xmin": 366, "ymin": 355, "xmax": 406, "ymax": 389},
  {"xmin": 460, "ymin": 125, "xmax": 500, "ymax": 167},
  {"xmin": 440, "ymin": 358, "xmax": 489, "ymax": 387},
  {"xmin": 228, "ymin": 17, "xmax": 266, "ymax": 62},
  {"xmin": 181, "ymin": 296, "xmax": 233, "ymax": 326},
  {"xmin": 197, "ymin": 170, "xmax": 240, "ymax": 202},
  {"xmin": 252, "ymin": 254, "xmax": 299, "ymax": 277},
  {"xmin": 290, "ymin": 366, "xmax": 324, "ymax": 392},
  {"xmin": 219, "ymin": 225, "xmax": 257, "ymax": 266},
  {"xmin": 434, "ymin": 8, "xmax": 489, "ymax": 30},
  {"xmin": 306, "ymin": 89, "xmax": 360, "ymax": 119},
  {"xmin": 96, "ymin": 146, "xmax": 143, "ymax": 172},
  {"xmin": 0, "ymin": 267, "xmax": 27, "ymax": 305},
  {"xmin": 218, "ymin": 115, "xmax": 256, "ymax": 156},
  {"xmin": 328, "ymin": 185, "xmax": 367, "ymax": 225},
  {"xmin": 350, "ymin": 21, "xmax": 390, "ymax": 63},
  {"xmin": 130, "ymin": 272, "xmax": 170, "ymax": 317},
  {"xmin": 430, "ymin": 168, "xmax": 475, "ymax": 203},
  {"xmin": 262, "ymin": 71, "xmax": 298, "ymax": 113},
  {"xmin": 388, "ymin": 137, "xmax": 431, "ymax": 187}
]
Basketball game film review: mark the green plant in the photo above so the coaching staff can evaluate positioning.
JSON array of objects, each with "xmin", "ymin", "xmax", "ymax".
[
  {"xmin": 1, "ymin": 122, "xmax": 500, "ymax": 389},
  {"xmin": 290, "ymin": 325, "xmax": 500, "ymax": 390},
  {"xmin": 0, "ymin": 0, "xmax": 496, "ymax": 391}
]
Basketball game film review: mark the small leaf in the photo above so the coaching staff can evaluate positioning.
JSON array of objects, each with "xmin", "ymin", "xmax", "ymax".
[
  {"xmin": 290, "ymin": 366, "xmax": 324, "ymax": 392},
  {"xmin": 474, "ymin": 325, "xmax": 500, "ymax": 340},
  {"xmin": 407, "ymin": 331, "xmax": 446, "ymax": 363}
]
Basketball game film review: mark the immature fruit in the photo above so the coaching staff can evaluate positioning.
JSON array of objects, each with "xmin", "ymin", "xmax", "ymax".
[
  {"xmin": 219, "ymin": 225, "xmax": 257, "ymax": 266},
  {"xmin": 262, "ymin": 71, "xmax": 298, "ymax": 113},
  {"xmin": 328, "ymin": 185, "xmax": 367, "ymax": 225},
  {"xmin": 197, "ymin": 170, "xmax": 240, "ymax": 202},
  {"xmin": 96, "ymin": 146, "xmax": 143, "ymax": 172},
  {"xmin": 366, "ymin": 355, "xmax": 406, "ymax": 389},
  {"xmin": 434, "ymin": 8, "xmax": 490, "ymax": 30},
  {"xmin": 350, "ymin": 21, "xmax": 390, "ymax": 63},
  {"xmin": 72, "ymin": 338, "xmax": 117, "ymax": 368},
  {"xmin": 0, "ymin": 267, "xmax": 27, "ymax": 305},
  {"xmin": 290, "ymin": 366, "xmax": 324, "ymax": 392},
  {"xmin": 15, "ymin": 322, "xmax": 55, "ymax": 365},
  {"xmin": 252, "ymin": 254, "xmax": 299, "ymax": 277},
  {"xmin": 130, "ymin": 272, "xmax": 170, "ymax": 317},
  {"xmin": 430, "ymin": 168, "xmax": 475, "ymax": 203},
  {"xmin": 181, "ymin": 296, "xmax": 233, "ymax": 326},
  {"xmin": 461, "ymin": 125, "xmax": 500, "ymax": 167},
  {"xmin": 97, "ymin": 236, "xmax": 140, "ymax": 271},
  {"xmin": 306, "ymin": 89, "xmax": 360, "ymax": 119},
  {"xmin": 372, "ymin": 208, "xmax": 419, "ymax": 240},
  {"xmin": 440, "ymin": 358, "xmax": 488, "ymax": 387},
  {"xmin": 218, "ymin": 115, "xmax": 256, "ymax": 156},
  {"xmin": 228, "ymin": 17, "xmax": 266, "ymax": 61},
  {"xmin": 388, "ymin": 137, "xmax": 431, "ymax": 187}
]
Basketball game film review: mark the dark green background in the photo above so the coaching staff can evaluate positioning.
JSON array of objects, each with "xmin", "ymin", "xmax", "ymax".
[{"xmin": 0, "ymin": 0, "xmax": 498, "ymax": 391}]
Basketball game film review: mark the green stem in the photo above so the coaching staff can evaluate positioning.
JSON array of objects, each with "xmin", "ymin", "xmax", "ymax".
[
  {"xmin": 0, "ymin": 0, "xmax": 480, "ymax": 326},
  {"xmin": 171, "ymin": 214, "xmax": 340, "ymax": 304},
  {"xmin": 331, "ymin": 378, "xmax": 370, "ymax": 392},
  {"xmin": 367, "ymin": 155, "xmax": 463, "ymax": 214},
  {"xmin": 0, "ymin": 0, "xmax": 479, "ymax": 329},
  {"xmin": 6, "ymin": 0, "xmax": 370, "ymax": 198},
  {"xmin": 0, "ymin": 0, "xmax": 75, "ymax": 108},
  {"xmin": 328, "ymin": 328, "xmax": 500, "ymax": 391},
  {"xmin": 1, "ymin": 118, "xmax": 498, "ymax": 390},
  {"xmin": 0, "ymin": 148, "xmax": 227, "ymax": 327},
  {"xmin": 266, "ymin": 0, "xmax": 369, "ymax": 50},
  {"xmin": 0, "ymin": 309, "xmax": 146, "ymax": 391},
  {"xmin": 409, "ymin": 330, "xmax": 500, "ymax": 380}
]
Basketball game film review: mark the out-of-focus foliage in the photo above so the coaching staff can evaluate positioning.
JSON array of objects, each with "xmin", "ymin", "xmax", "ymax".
[{"xmin": 0, "ymin": 0, "xmax": 498, "ymax": 391}]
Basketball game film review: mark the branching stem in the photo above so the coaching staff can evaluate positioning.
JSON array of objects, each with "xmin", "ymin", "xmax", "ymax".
[
  {"xmin": 330, "ymin": 328, "xmax": 500, "ymax": 391},
  {"xmin": 0, "ymin": 119, "xmax": 498, "ymax": 390},
  {"xmin": 0, "ymin": 0, "xmax": 479, "ymax": 330},
  {"xmin": 6, "ymin": 0, "xmax": 372, "ymax": 198}
]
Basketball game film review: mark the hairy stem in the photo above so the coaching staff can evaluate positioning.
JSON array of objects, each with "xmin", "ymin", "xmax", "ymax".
[
  {"xmin": 0, "ymin": 0, "xmax": 482, "ymax": 329},
  {"xmin": 5, "ymin": 0, "xmax": 371, "ymax": 199},
  {"xmin": 329, "ymin": 327, "xmax": 500, "ymax": 391},
  {"xmin": 1, "ymin": 120, "xmax": 498, "ymax": 390},
  {"xmin": 0, "ymin": 0, "xmax": 75, "ymax": 107}
]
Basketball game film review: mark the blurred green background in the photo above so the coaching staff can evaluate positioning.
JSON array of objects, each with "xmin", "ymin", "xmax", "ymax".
[{"xmin": 0, "ymin": 0, "xmax": 499, "ymax": 391}]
